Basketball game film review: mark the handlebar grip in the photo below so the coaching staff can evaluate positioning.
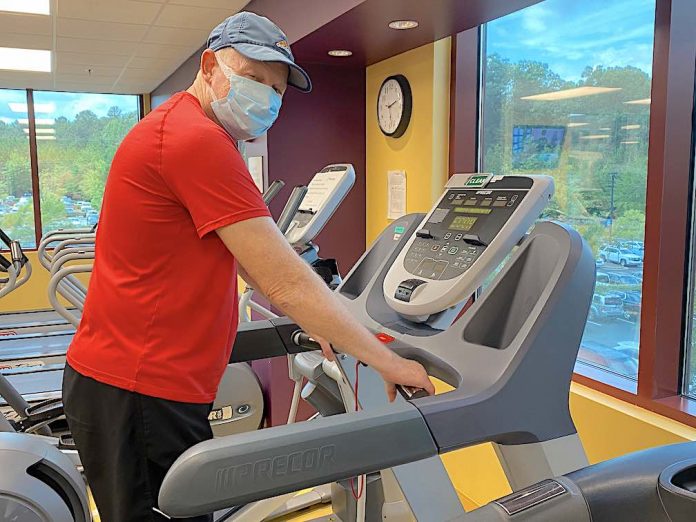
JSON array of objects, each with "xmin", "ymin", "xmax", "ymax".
[
  {"xmin": 10, "ymin": 241, "xmax": 28, "ymax": 267},
  {"xmin": 397, "ymin": 386, "xmax": 429, "ymax": 401},
  {"xmin": 262, "ymin": 180, "xmax": 286, "ymax": 206},
  {"xmin": 0, "ymin": 255, "xmax": 10, "ymax": 271},
  {"xmin": 291, "ymin": 330, "xmax": 323, "ymax": 351}
]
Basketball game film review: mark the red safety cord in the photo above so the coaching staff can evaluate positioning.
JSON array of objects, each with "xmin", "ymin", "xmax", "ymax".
[{"xmin": 350, "ymin": 360, "xmax": 365, "ymax": 500}]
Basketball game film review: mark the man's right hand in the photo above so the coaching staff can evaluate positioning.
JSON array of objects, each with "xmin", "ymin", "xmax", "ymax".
[{"xmin": 375, "ymin": 354, "xmax": 435, "ymax": 402}]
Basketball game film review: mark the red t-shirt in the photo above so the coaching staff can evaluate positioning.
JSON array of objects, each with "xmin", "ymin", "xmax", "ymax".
[{"xmin": 67, "ymin": 91, "xmax": 270, "ymax": 403}]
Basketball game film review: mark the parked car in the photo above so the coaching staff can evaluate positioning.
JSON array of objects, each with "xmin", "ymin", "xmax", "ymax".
[
  {"xmin": 595, "ymin": 257, "xmax": 605, "ymax": 268},
  {"xmin": 588, "ymin": 293, "xmax": 624, "ymax": 321},
  {"xmin": 608, "ymin": 291, "xmax": 642, "ymax": 320},
  {"xmin": 599, "ymin": 246, "xmax": 643, "ymax": 267}
]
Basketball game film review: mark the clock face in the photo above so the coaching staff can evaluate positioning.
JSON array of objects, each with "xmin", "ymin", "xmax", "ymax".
[{"xmin": 377, "ymin": 75, "xmax": 411, "ymax": 138}]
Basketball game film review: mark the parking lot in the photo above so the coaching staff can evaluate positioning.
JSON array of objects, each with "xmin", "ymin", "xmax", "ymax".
[{"xmin": 579, "ymin": 260, "xmax": 643, "ymax": 378}]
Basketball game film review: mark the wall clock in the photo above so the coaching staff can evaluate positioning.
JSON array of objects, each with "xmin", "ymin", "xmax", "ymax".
[{"xmin": 377, "ymin": 74, "xmax": 412, "ymax": 138}]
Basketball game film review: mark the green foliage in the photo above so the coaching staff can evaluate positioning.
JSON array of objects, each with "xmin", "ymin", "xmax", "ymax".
[
  {"xmin": 0, "ymin": 105, "xmax": 137, "ymax": 241},
  {"xmin": 613, "ymin": 209, "xmax": 646, "ymax": 240},
  {"xmin": 482, "ymin": 53, "xmax": 650, "ymax": 244}
]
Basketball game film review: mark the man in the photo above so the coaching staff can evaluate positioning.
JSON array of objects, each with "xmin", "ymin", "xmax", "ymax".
[{"xmin": 62, "ymin": 11, "xmax": 434, "ymax": 522}]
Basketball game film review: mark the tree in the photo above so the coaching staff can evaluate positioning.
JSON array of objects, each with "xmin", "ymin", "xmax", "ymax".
[{"xmin": 612, "ymin": 209, "xmax": 646, "ymax": 240}]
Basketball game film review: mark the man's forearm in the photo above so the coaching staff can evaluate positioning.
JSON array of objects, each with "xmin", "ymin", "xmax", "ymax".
[{"xmin": 253, "ymin": 260, "xmax": 397, "ymax": 372}]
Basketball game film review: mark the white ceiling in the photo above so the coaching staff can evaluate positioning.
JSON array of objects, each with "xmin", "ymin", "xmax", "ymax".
[{"xmin": 0, "ymin": 0, "xmax": 251, "ymax": 95}]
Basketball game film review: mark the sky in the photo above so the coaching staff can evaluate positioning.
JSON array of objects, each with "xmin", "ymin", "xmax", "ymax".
[
  {"xmin": 0, "ymin": 90, "xmax": 139, "ymax": 124},
  {"xmin": 487, "ymin": 0, "xmax": 656, "ymax": 82}
]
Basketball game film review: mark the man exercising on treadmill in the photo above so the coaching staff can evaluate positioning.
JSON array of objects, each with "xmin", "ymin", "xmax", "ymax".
[{"xmin": 62, "ymin": 12, "xmax": 434, "ymax": 522}]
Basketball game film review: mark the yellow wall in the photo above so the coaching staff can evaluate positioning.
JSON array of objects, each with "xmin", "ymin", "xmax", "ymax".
[
  {"xmin": 0, "ymin": 252, "xmax": 55, "ymax": 313},
  {"xmin": 365, "ymin": 38, "xmax": 451, "ymax": 244}
]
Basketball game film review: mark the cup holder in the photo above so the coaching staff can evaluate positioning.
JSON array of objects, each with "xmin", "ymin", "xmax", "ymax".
[{"xmin": 658, "ymin": 458, "xmax": 696, "ymax": 521}]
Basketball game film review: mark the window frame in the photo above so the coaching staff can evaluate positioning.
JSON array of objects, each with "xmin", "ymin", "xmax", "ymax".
[
  {"xmin": 451, "ymin": 0, "xmax": 696, "ymax": 426},
  {"xmin": 10, "ymin": 88, "xmax": 143, "ymax": 248}
]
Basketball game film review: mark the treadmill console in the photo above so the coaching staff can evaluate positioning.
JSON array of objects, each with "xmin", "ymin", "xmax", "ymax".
[
  {"xmin": 285, "ymin": 164, "xmax": 355, "ymax": 246},
  {"xmin": 384, "ymin": 174, "xmax": 554, "ymax": 319}
]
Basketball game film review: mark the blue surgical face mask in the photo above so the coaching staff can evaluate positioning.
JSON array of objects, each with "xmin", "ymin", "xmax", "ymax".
[{"xmin": 211, "ymin": 60, "xmax": 282, "ymax": 141}]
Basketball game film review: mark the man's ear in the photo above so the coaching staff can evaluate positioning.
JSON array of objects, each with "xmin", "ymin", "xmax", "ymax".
[{"xmin": 200, "ymin": 49, "xmax": 218, "ymax": 83}]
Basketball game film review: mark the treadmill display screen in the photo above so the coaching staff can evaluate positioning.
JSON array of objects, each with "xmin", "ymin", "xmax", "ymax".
[{"xmin": 449, "ymin": 216, "xmax": 478, "ymax": 231}]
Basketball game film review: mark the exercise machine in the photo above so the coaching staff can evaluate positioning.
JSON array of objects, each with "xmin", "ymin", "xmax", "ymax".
[
  {"xmin": 0, "ymin": 236, "xmax": 90, "ymax": 522},
  {"xmin": 157, "ymin": 174, "xmax": 696, "ymax": 522},
  {"xmin": 0, "ymin": 226, "xmax": 96, "ymax": 376},
  {"xmin": 156, "ymin": 173, "xmax": 594, "ymax": 521},
  {"xmin": 213, "ymin": 164, "xmax": 355, "ymax": 436}
]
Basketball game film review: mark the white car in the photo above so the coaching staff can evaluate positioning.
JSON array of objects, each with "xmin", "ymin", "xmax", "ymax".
[{"xmin": 599, "ymin": 246, "xmax": 643, "ymax": 267}]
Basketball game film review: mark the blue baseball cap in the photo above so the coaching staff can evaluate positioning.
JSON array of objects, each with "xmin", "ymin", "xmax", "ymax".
[{"xmin": 207, "ymin": 12, "xmax": 312, "ymax": 93}]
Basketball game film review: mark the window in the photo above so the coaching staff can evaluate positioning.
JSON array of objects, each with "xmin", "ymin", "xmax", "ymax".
[
  {"xmin": 686, "ymin": 125, "xmax": 696, "ymax": 399},
  {"xmin": 481, "ymin": 0, "xmax": 655, "ymax": 380},
  {"xmin": 33, "ymin": 91, "xmax": 139, "ymax": 233},
  {"xmin": 0, "ymin": 89, "xmax": 35, "ymax": 247},
  {"xmin": 0, "ymin": 89, "xmax": 139, "ymax": 248}
]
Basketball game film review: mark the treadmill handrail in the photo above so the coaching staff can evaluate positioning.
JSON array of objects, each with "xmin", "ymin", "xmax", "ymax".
[{"xmin": 159, "ymin": 401, "xmax": 436, "ymax": 517}]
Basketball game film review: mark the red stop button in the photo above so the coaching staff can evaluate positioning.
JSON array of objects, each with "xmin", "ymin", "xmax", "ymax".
[{"xmin": 376, "ymin": 332, "xmax": 395, "ymax": 344}]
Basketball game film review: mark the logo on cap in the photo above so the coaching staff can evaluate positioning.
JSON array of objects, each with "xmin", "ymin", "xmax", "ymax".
[{"xmin": 275, "ymin": 40, "xmax": 290, "ymax": 51}]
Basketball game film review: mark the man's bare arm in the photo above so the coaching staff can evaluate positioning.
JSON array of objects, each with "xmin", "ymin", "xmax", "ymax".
[{"xmin": 217, "ymin": 216, "xmax": 434, "ymax": 398}]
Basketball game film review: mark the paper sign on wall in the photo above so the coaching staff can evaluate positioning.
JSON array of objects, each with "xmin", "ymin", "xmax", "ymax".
[
  {"xmin": 248, "ymin": 156, "xmax": 264, "ymax": 193},
  {"xmin": 387, "ymin": 170, "xmax": 407, "ymax": 220}
]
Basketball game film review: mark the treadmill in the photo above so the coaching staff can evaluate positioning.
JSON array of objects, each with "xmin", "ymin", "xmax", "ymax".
[
  {"xmin": 157, "ymin": 173, "xmax": 596, "ymax": 520},
  {"xmin": 0, "ymin": 227, "xmax": 94, "ymax": 375}
]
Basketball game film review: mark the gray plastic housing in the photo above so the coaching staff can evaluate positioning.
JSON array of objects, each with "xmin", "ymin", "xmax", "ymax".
[
  {"xmin": 158, "ymin": 401, "xmax": 436, "ymax": 517},
  {"xmin": 336, "ymin": 216, "xmax": 596, "ymax": 451},
  {"xmin": 465, "ymin": 441, "xmax": 696, "ymax": 521}
]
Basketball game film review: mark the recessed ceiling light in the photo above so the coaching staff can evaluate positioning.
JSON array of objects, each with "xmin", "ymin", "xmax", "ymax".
[
  {"xmin": 599, "ymin": 127, "xmax": 611, "ymax": 131},
  {"xmin": 620, "ymin": 124, "xmax": 641, "ymax": 130},
  {"xmin": 389, "ymin": 20, "xmax": 419, "ymax": 30},
  {"xmin": 0, "ymin": 0, "xmax": 49, "ymax": 15},
  {"xmin": 328, "ymin": 50, "xmax": 353, "ymax": 57},
  {"xmin": 9, "ymin": 102, "xmax": 55, "ymax": 113},
  {"xmin": 580, "ymin": 134, "xmax": 611, "ymax": 140},
  {"xmin": 18, "ymin": 118, "xmax": 55, "ymax": 125},
  {"xmin": 624, "ymin": 98, "xmax": 651, "ymax": 105},
  {"xmin": 0, "ymin": 47, "xmax": 51, "ymax": 72},
  {"xmin": 567, "ymin": 122, "xmax": 588, "ymax": 128},
  {"xmin": 35, "ymin": 135, "xmax": 56, "ymax": 140},
  {"xmin": 521, "ymin": 86, "xmax": 622, "ymax": 101},
  {"xmin": 621, "ymin": 141, "xmax": 639, "ymax": 144}
]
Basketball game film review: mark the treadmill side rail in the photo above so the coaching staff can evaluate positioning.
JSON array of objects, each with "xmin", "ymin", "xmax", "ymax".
[{"xmin": 159, "ymin": 402, "xmax": 436, "ymax": 517}]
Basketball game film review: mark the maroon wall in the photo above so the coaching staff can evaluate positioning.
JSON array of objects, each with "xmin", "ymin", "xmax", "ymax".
[
  {"xmin": 267, "ymin": 62, "xmax": 367, "ymax": 270},
  {"xmin": 253, "ymin": 61, "xmax": 366, "ymax": 426}
]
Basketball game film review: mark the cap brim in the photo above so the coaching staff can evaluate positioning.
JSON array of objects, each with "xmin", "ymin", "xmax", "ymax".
[{"xmin": 231, "ymin": 42, "xmax": 312, "ymax": 93}]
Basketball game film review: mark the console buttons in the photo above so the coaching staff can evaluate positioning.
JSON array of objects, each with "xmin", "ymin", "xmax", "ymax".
[
  {"xmin": 465, "ymin": 257, "xmax": 473, "ymax": 263},
  {"xmin": 444, "ymin": 232, "xmax": 451, "ymax": 240},
  {"xmin": 416, "ymin": 229, "xmax": 434, "ymax": 239},
  {"xmin": 440, "ymin": 246, "xmax": 448, "ymax": 252},
  {"xmin": 455, "ymin": 234, "xmax": 463, "ymax": 241},
  {"xmin": 481, "ymin": 198, "xmax": 493, "ymax": 207},
  {"xmin": 448, "ymin": 247, "xmax": 459, "ymax": 255},
  {"xmin": 431, "ymin": 244, "xmax": 440, "ymax": 251},
  {"xmin": 511, "ymin": 194, "xmax": 519, "ymax": 202}
]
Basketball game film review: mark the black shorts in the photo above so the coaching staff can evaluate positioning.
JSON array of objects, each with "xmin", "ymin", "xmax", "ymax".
[{"xmin": 62, "ymin": 363, "xmax": 213, "ymax": 522}]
